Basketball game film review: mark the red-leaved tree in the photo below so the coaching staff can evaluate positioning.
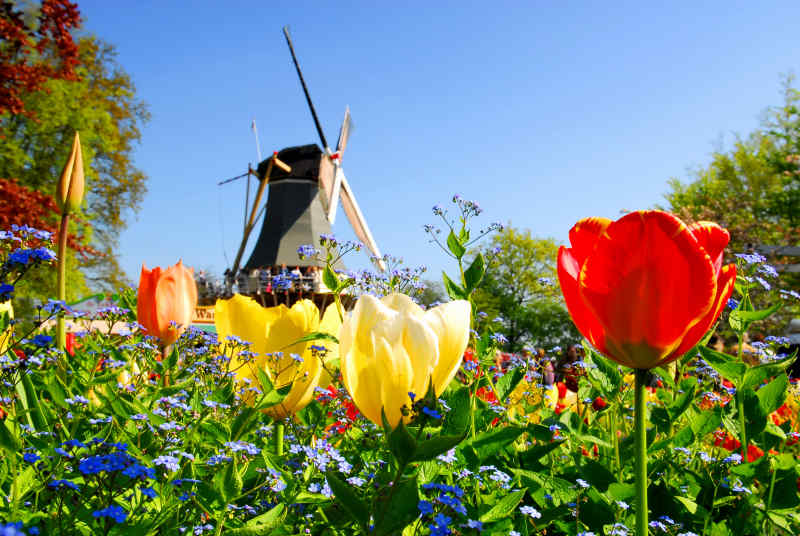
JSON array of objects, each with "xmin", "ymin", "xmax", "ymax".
[{"xmin": 0, "ymin": 0, "xmax": 81, "ymax": 117}]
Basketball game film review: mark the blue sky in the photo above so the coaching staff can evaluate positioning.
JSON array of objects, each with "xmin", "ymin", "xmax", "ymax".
[{"xmin": 77, "ymin": 1, "xmax": 800, "ymax": 286}]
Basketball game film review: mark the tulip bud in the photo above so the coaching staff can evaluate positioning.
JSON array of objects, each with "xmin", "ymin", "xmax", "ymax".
[
  {"xmin": 0, "ymin": 300, "xmax": 13, "ymax": 356},
  {"xmin": 55, "ymin": 131, "xmax": 85, "ymax": 214}
]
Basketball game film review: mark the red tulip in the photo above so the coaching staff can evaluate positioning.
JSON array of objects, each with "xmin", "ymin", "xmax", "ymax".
[
  {"xmin": 558, "ymin": 211, "xmax": 736, "ymax": 370},
  {"xmin": 138, "ymin": 261, "xmax": 198, "ymax": 347}
]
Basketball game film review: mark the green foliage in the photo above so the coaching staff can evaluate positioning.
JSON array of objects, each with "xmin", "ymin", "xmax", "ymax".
[
  {"xmin": 0, "ymin": 35, "xmax": 150, "ymax": 293},
  {"xmin": 473, "ymin": 225, "xmax": 580, "ymax": 352}
]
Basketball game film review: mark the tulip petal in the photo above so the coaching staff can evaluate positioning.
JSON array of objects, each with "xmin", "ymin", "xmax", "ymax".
[
  {"xmin": 667, "ymin": 263, "xmax": 737, "ymax": 364},
  {"xmin": 426, "ymin": 300, "xmax": 471, "ymax": 395},
  {"xmin": 578, "ymin": 211, "xmax": 717, "ymax": 369},
  {"xmin": 137, "ymin": 265, "xmax": 159, "ymax": 339},
  {"xmin": 688, "ymin": 221, "xmax": 730, "ymax": 274},
  {"xmin": 557, "ymin": 246, "xmax": 611, "ymax": 358},
  {"xmin": 154, "ymin": 261, "xmax": 197, "ymax": 346},
  {"xmin": 376, "ymin": 337, "xmax": 413, "ymax": 428},
  {"xmin": 215, "ymin": 294, "xmax": 274, "ymax": 371},
  {"xmin": 568, "ymin": 217, "xmax": 612, "ymax": 266}
]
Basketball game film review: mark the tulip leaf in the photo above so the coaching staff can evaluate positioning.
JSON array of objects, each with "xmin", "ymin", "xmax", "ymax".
[
  {"xmin": 19, "ymin": 372, "xmax": 48, "ymax": 432},
  {"xmin": 322, "ymin": 265, "xmax": 340, "ymax": 292},
  {"xmin": 480, "ymin": 489, "xmax": 526, "ymax": 523},
  {"xmin": 464, "ymin": 253, "xmax": 486, "ymax": 292},
  {"xmin": 697, "ymin": 346, "xmax": 746, "ymax": 387},
  {"xmin": 411, "ymin": 434, "xmax": 466, "ymax": 462},
  {"xmin": 163, "ymin": 344, "xmax": 179, "ymax": 372},
  {"xmin": 373, "ymin": 475, "xmax": 420, "ymax": 536},
  {"xmin": 442, "ymin": 271, "xmax": 468, "ymax": 300},
  {"xmin": 0, "ymin": 420, "xmax": 21, "ymax": 455},
  {"xmin": 382, "ymin": 411, "xmax": 417, "ymax": 466},
  {"xmin": 446, "ymin": 229, "xmax": 466, "ymax": 259},
  {"xmin": 325, "ymin": 470, "xmax": 370, "ymax": 530}
]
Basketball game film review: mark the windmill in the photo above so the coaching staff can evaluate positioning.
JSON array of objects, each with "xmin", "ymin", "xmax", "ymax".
[{"xmin": 220, "ymin": 26, "xmax": 385, "ymax": 305}]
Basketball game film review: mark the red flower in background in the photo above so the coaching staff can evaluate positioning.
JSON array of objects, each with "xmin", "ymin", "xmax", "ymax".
[{"xmin": 558, "ymin": 211, "xmax": 736, "ymax": 370}]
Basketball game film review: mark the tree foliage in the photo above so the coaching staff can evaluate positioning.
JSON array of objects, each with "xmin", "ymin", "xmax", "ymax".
[
  {"xmin": 0, "ymin": 32, "xmax": 150, "ymax": 292},
  {"xmin": 472, "ymin": 225, "xmax": 580, "ymax": 352},
  {"xmin": 0, "ymin": 0, "xmax": 80, "ymax": 116},
  {"xmin": 664, "ymin": 77, "xmax": 800, "ymax": 333}
]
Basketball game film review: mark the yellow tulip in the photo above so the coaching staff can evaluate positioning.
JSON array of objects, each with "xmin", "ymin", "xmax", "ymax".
[
  {"xmin": 339, "ymin": 293, "xmax": 471, "ymax": 428},
  {"xmin": 215, "ymin": 294, "xmax": 341, "ymax": 419},
  {"xmin": 0, "ymin": 300, "xmax": 12, "ymax": 355},
  {"xmin": 55, "ymin": 131, "xmax": 85, "ymax": 214}
]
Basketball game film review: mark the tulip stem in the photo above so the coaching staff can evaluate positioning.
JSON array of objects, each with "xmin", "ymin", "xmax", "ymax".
[
  {"xmin": 56, "ymin": 212, "xmax": 69, "ymax": 378},
  {"xmin": 274, "ymin": 421, "xmax": 284, "ymax": 456},
  {"xmin": 634, "ymin": 368, "xmax": 649, "ymax": 536}
]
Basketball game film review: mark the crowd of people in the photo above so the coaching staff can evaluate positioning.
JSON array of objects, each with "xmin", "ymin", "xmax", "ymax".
[{"xmin": 227, "ymin": 264, "xmax": 327, "ymax": 296}]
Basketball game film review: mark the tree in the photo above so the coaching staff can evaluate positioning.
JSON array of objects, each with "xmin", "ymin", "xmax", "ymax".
[
  {"xmin": 664, "ymin": 78, "xmax": 800, "ymax": 333},
  {"xmin": 0, "ymin": 33, "xmax": 150, "ymax": 292},
  {"xmin": 472, "ymin": 225, "xmax": 580, "ymax": 353}
]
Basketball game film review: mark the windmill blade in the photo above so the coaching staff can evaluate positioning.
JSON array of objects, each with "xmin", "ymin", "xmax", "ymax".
[
  {"xmin": 282, "ymin": 26, "xmax": 330, "ymax": 152},
  {"xmin": 336, "ymin": 106, "xmax": 352, "ymax": 156},
  {"xmin": 327, "ymin": 164, "xmax": 344, "ymax": 224},
  {"xmin": 339, "ymin": 172, "xmax": 386, "ymax": 271}
]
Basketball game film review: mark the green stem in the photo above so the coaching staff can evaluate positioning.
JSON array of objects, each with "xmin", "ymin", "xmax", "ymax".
[
  {"xmin": 56, "ymin": 212, "xmax": 69, "ymax": 358},
  {"xmin": 274, "ymin": 421, "xmax": 284, "ymax": 456},
  {"xmin": 611, "ymin": 409, "xmax": 622, "ymax": 482},
  {"xmin": 735, "ymin": 333, "xmax": 747, "ymax": 459},
  {"xmin": 634, "ymin": 368, "xmax": 649, "ymax": 536}
]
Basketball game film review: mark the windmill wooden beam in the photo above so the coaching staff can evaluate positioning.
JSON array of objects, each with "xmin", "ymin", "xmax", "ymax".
[{"xmin": 229, "ymin": 152, "xmax": 290, "ymax": 278}]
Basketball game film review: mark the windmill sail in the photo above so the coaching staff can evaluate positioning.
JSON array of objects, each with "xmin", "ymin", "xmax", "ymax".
[{"xmin": 339, "ymin": 173, "xmax": 385, "ymax": 270}]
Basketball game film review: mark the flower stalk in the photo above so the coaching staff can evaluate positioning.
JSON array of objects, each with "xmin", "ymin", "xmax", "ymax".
[{"xmin": 634, "ymin": 368, "xmax": 649, "ymax": 536}]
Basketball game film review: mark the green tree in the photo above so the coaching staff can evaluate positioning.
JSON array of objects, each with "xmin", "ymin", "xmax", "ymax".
[
  {"xmin": 0, "ymin": 34, "xmax": 150, "ymax": 293},
  {"xmin": 664, "ymin": 77, "xmax": 800, "ymax": 333},
  {"xmin": 472, "ymin": 225, "xmax": 580, "ymax": 353}
]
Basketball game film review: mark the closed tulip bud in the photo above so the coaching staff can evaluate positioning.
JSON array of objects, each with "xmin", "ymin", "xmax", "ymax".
[
  {"xmin": 137, "ymin": 261, "xmax": 198, "ymax": 347},
  {"xmin": 215, "ymin": 295, "xmax": 341, "ymax": 419},
  {"xmin": 0, "ymin": 300, "xmax": 13, "ymax": 356},
  {"xmin": 55, "ymin": 131, "xmax": 85, "ymax": 214},
  {"xmin": 339, "ymin": 293, "xmax": 470, "ymax": 428}
]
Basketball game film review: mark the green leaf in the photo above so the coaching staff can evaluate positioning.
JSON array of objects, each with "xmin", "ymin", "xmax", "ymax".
[
  {"xmin": 479, "ymin": 489, "xmax": 526, "ymax": 523},
  {"xmin": 214, "ymin": 458, "xmax": 242, "ymax": 503},
  {"xmin": 323, "ymin": 265, "xmax": 339, "ymax": 292},
  {"xmin": 230, "ymin": 407, "xmax": 258, "ymax": 442},
  {"xmin": 20, "ymin": 372, "xmax": 48, "ymax": 431},
  {"xmin": 741, "ymin": 353, "xmax": 796, "ymax": 390},
  {"xmin": 0, "ymin": 420, "xmax": 21, "ymax": 455},
  {"xmin": 729, "ymin": 302, "xmax": 782, "ymax": 333},
  {"xmin": 512, "ymin": 469, "xmax": 577, "ymax": 506},
  {"xmin": 227, "ymin": 504, "xmax": 287, "ymax": 536},
  {"xmin": 411, "ymin": 434, "xmax": 465, "ymax": 462},
  {"xmin": 756, "ymin": 374, "xmax": 788, "ymax": 416},
  {"xmin": 383, "ymin": 413, "xmax": 417, "ymax": 466},
  {"xmin": 743, "ymin": 389, "xmax": 767, "ymax": 438},
  {"xmin": 373, "ymin": 475, "xmax": 419, "ymax": 536},
  {"xmin": 163, "ymin": 344, "xmax": 179, "ymax": 372},
  {"xmin": 442, "ymin": 386, "xmax": 470, "ymax": 436},
  {"xmin": 442, "ymin": 271, "xmax": 468, "ymax": 300},
  {"xmin": 667, "ymin": 383, "xmax": 696, "ymax": 421},
  {"xmin": 462, "ymin": 426, "xmax": 525, "ymax": 462},
  {"xmin": 688, "ymin": 406, "xmax": 722, "ymax": 438},
  {"xmin": 494, "ymin": 366, "xmax": 524, "ymax": 402},
  {"xmin": 463, "ymin": 253, "xmax": 486, "ymax": 292},
  {"xmin": 698, "ymin": 346, "xmax": 746, "ymax": 386},
  {"xmin": 675, "ymin": 496, "xmax": 698, "ymax": 515},
  {"xmin": 325, "ymin": 470, "xmax": 370, "ymax": 529},
  {"xmin": 290, "ymin": 331, "xmax": 340, "ymax": 346},
  {"xmin": 446, "ymin": 230, "xmax": 466, "ymax": 259}
]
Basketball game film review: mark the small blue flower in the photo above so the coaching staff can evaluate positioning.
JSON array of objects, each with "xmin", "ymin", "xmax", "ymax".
[{"xmin": 92, "ymin": 505, "xmax": 127, "ymax": 523}]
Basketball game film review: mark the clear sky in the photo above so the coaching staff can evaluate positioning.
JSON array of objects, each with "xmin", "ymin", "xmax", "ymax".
[{"xmin": 76, "ymin": 1, "xmax": 800, "ymax": 286}]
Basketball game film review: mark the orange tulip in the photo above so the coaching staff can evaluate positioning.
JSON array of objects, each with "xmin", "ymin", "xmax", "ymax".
[
  {"xmin": 557, "ymin": 211, "xmax": 736, "ymax": 370},
  {"xmin": 137, "ymin": 261, "xmax": 198, "ymax": 347}
]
